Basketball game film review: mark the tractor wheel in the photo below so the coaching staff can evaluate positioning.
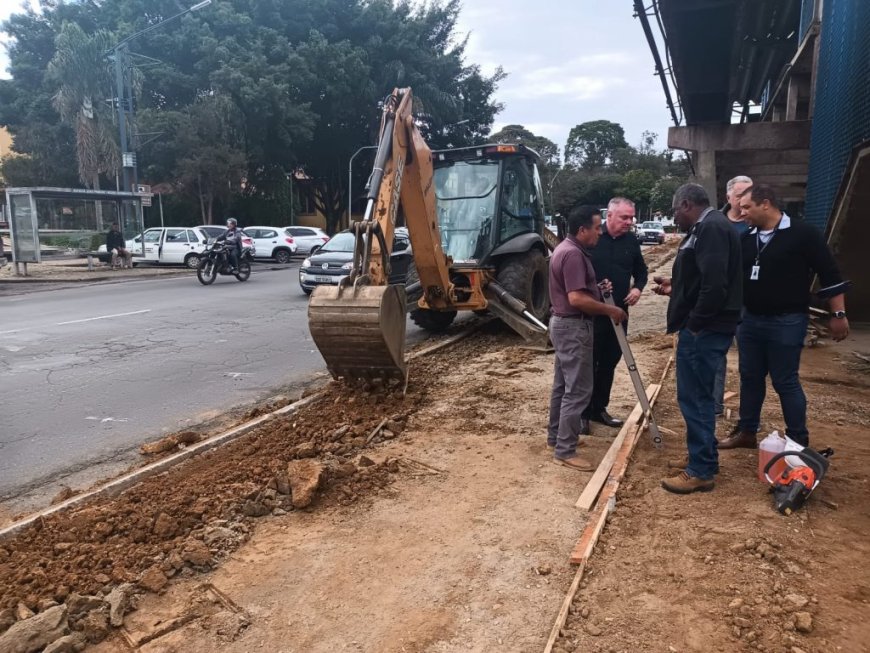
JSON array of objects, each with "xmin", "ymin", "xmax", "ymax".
[
  {"xmin": 495, "ymin": 249, "xmax": 550, "ymax": 322},
  {"xmin": 410, "ymin": 308, "xmax": 457, "ymax": 332}
]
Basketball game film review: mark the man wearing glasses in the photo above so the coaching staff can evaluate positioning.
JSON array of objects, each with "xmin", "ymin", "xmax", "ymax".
[{"xmin": 652, "ymin": 184, "xmax": 742, "ymax": 494}]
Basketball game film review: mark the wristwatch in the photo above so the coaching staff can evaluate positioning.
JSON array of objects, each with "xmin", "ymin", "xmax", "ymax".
[{"xmin": 832, "ymin": 310, "xmax": 847, "ymax": 319}]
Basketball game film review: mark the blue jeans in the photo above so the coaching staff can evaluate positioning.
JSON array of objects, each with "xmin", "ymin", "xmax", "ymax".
[
  {"xmin": 548, "ymin": 317, "xmax": 594, "ymax": 460},
  {"xmin": 736, "ymin": 311, "xmax": 809, "ymax": 445},
  {"xmin": 676, "ymin": 328, "xmax": 732, "ymax": 480},
  {"xmin": 713, "ymin": 350, "xmax": 727, "ymax": 415}
]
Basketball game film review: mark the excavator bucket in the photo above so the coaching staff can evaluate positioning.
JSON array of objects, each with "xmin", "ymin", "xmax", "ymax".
[{"xmin": 308, "ymin": 283, "xmax": 408, "ymax": 384}]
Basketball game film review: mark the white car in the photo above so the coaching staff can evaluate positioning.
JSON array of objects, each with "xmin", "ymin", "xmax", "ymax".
[
  {"xmin": 97, "ymin": 227, "xmax": 213, "ymax": 268},
  {"xmin": 284, "ymin": 226, "xmax": 330, "ymax": 254},
  {"xmin": 243, "ymin": 226, "xmax": 298, "ymax": 263}
]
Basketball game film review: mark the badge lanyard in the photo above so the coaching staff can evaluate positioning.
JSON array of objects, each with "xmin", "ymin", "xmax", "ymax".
[{"xmin": 750, "ymin": 218, "xmax": 782, "ymax": 281}]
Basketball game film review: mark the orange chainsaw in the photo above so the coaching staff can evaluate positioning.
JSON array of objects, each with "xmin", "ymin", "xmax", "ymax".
[{"xmin": 763, "ymin": 447, "xmax": 833, "ymax": 515}]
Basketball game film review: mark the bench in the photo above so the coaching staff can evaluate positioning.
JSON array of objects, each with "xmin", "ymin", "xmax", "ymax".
[{"xmin": 84, "ymin": 251, "xmax": 135, "ymax": 271}]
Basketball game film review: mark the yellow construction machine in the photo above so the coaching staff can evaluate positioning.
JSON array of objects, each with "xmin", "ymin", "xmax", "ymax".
[{"xmin": 308, "ymin": 88, "xmax": 553, "ymax": 383}]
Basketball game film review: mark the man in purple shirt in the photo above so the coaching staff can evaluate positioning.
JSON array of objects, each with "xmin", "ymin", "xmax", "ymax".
[{"xmin": 548, "ymin": 205, "xmax": 627, "ymax": 471}]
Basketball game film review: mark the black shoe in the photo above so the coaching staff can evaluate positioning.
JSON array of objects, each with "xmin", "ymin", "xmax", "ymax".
[
  {"xmin": 590, "ymin": 410, "xmax": 623, "ymax": 428},
  {"xmin": 579, "ymin": 419, "xmax": 590, "ymax": 435}
]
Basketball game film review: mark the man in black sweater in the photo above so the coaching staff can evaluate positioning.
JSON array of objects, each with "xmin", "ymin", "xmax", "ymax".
[
  {"xmin": 719, "ymin": 185, "xmax": 850, "ymax": 450},
  {"xmin": 586, "ymin": 197, "xmax": 648, "ymax": 428},
  {"xmin": 652, "ymin": 184, "xmax": 742, "ymax": 494}
]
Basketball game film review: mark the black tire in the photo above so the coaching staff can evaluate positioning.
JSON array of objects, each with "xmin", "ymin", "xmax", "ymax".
[
  {"xmin": 197, "ymin": 259, "xmax": 217, "ymax": 285},
  {"xmin": 301, "ymin": 286, "xmax": 312, "ymax": 296},
  {"xmin": 410, "ymin": 308, "xmax": 457, "ymax": 332},
  {"xmin": 403, "ymin": 261, "xmax": 424, "ymax": 306},
  {"xmin": 495, "ymin": 249, "xmax": 550, "ymax": 322},
  {"xmin": 184, "ymin": 253, "xmax": 201, "ymax": 269},
  {"xmin": 234, "ymin": 261, "xmax": 251, "ymax": 282},
  {"xmin": 274, "ymin": 248, "xmax": 292, "ymax": 264}
]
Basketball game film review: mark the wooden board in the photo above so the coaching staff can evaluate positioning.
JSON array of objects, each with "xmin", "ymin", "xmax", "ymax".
[
  {"xmin": 574, "ymin": 384, "xmax": 658, "ymax": 511},
  {"xmin": 542, "ymin": 561, "xmax": 587, "ymax": 653}
]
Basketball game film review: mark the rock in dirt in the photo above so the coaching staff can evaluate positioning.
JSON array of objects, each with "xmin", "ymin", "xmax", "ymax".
[
  {"xmin": 138, "ymin": 566, "xmax": 168, "ymax": 593},
  {"xmin": 206, "ymin": 610, "xmax": 250, "ymax": 643},
  {"xmin": 78, "ymin": 607, "xmax": 109, "ymax": 643},
  {"xmin": 241, "ymin": 500, "xmax": 270, "ymax": 517},
  {"xmin": 42, "ymin": 633, "xmax": 87, "ymax": 653},
  {"xmin": 15, "ymin": 603, "xmax": 34, "ymax": 621},
  {"xmin": 0, "ymin": 608, "xmax": 14, "ymax": 634},
  {"xmin": 152, "ymin": 512, "xmax": 177, "ymax": 537},
  {"xmin": 287, "ymin": 459, "xmax": 324, "ymax": 508},
  {"xmin": 784, "ymin": 593, "xmax": 809, "ymax": 610},
  {"xmin": 358, "ymin": 455, "xmax": 376, "ymax": 467},
  {"xmin": 181, "ymin": 539, "xmax": 214, "ymax": 567},
  {"xmin": 794, "ymin": 612, "xmax": 813, "ymax": 633},
  {"xmin": 291, "ymin": 441, "xmax": 317, "ymax": 458},
  {"xmin": 105, "ymin": 583, "xmax": 134, "ymax": 628},
  {"xmin": 0, "ymin": 604, "xmax": 68, "ymax": 653},
  {"xmin": 203, "ymin": 526, "xmax": 240, "ymax": 548},
  {"xmin": 65, "ymin": 595, "xmax": 106, "ymax": 622},
  {"xmin": 50, "ymin": 486, "xmax": 75, "ymax": 505},
  {"xmin": 331, "ymin": 462, "xmax": 357, "ymax": 479},
  {"xmin": 584, "ymin": 623, "xmax": 603, "ymax": 636},
  {"xmin": 274, "ymin": 473, "xmax": 291, "ymax": 495},
  {"xmin": 790, "ymin": 647, "xmax": 808, "ymax": 653}
]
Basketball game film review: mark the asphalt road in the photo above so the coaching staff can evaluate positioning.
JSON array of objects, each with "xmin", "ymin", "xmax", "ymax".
[{"xmin": 0, "ymin": 263, "xmax": 432, "ymax": 500}]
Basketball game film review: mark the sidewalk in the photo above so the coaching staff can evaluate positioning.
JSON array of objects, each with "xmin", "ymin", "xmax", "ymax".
[{"xmin": 0, "ymin": 256, "xmax": 191, "ymax": 284}]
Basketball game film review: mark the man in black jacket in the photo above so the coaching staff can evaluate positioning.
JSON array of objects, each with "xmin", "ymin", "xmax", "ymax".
[
  {"xmin": 652, "ymin": 184, "xmax": 742, "ymax": 494},
  {"xmin": 586, "ymin": 197, "xmax": 648, "ymax": 428},
  {"xmin": 718, "ymin": 184, "xmax": 850, "ymax": 450},
  {"xmin": 106, "ymin": 223, "xmax": 132, "ymax": 269}
]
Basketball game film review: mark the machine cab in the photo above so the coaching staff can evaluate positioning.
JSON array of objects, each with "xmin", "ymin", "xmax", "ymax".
[{"xmin": 432, "ymin": 144, "xmax": 547, "ymax": 264}]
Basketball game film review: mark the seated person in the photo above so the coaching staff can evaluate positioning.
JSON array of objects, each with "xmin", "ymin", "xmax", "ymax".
[{"xmin": 106, "ymin": 223, "xmax": 133, "ymax": 269}]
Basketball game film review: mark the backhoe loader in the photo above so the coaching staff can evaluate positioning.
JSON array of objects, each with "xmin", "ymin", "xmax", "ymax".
[{"xmin": 308, "ymin": 88, "xmax": 552, "ymax": 383}]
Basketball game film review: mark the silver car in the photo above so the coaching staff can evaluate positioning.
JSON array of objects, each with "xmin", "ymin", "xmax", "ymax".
[{"xmin": 284, "ymin": 226, "xmax": 330, "ymax": 254}]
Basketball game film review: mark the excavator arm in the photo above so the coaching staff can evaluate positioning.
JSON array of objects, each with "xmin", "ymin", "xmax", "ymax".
[{"xmin": 308, "ymin": 88, "xmax": 454, "ymax": 383}]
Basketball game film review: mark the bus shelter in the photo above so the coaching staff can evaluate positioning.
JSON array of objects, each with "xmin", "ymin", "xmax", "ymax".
[{"xmin": 4, "ymin": 187, "xmax": 145, "ymax": 275}]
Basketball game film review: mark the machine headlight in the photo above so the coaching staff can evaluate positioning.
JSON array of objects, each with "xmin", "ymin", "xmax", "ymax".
[
  {"xmin": 341, "ymin": 262, "xmax": 353, "ymax": 270},
  {"xmin": 302, "ymin": 258, "xmax": 311, "ymax": 268}
]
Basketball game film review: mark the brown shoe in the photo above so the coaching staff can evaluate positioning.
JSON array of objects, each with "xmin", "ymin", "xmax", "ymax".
[
  {"xmin": 718, "ymin": 426, "xmax": 757, "ymax": 449},
  {"xmin": 668, "ymin": 454, "xmax": 689, "ymax": 469},
  {"xmin": 554, "ymin": 456, "xmax": 595, "ymax": 472},
  {"xmin": 661, "ymin": 471, "xmax": 715, "ymax": 494},
  {"xmin": 547, "ymin": 439, "xmax": 587, "ymax": 450}
]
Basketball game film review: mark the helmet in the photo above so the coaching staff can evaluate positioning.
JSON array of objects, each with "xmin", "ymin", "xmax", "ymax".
[{"xmin": 226, "ymin": 217, "xmax": 238, "ymax": 227}]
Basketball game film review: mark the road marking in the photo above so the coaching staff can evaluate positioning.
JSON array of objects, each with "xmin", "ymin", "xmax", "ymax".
[
  {"xmin": 224, "ymin": 372, "xmax": 253, "ymax": 379},
  {"xmin": 57, "ymin": 309, "xmax": 151, "ymax": 326},
  {"xmin": 85, "ymin": 416, "xmax": 130, "ymax": 423}
]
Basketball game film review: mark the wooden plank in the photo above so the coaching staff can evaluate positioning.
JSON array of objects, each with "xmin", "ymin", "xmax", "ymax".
[
  {"xmin": 574, "ymin": 385, "xmax": 658, "ymax": 511},
  {"xmin": 569, "ymin": 495, "xmax": 612, "ymax": 564},
  {"xmin": 723, "ymin": 390, "xmax": 737, "ymax": 402},
  {"xmin": 542, "ymin": 561, "xmax": 587, "ymax": 653}
]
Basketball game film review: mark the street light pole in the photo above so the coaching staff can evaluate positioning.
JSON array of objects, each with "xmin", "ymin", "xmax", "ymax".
[
  {"xmin": 347, "ymin": 145, "xmax": 378, "ymax": 226},
  {"xmin": 107, "ymin": 0, "xmax": 213, "ymax": 192}
]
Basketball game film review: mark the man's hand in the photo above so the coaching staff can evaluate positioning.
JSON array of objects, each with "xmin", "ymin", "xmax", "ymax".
[
  {"xmin": 597, "ymin": 279, "xmax": 613, "ymax": 296},
  {"xmin": 624, "ymin": 287, "xmax": 642, "ymax": 306},
  {"xmin": 830, "ymin": 316, "xmax": 850, "ymax": 341},
  {"xmin": 608, "ymin": 305, "xmax": 628, "ymax": 325},
  {"xmin": 652, "ymin": 275, "xmax": 672, "ymax": 296}
]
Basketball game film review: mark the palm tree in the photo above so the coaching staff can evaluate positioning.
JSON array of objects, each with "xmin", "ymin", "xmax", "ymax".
[{"xmin": 48, "ymin": 22, "xmax": 119, "ymax": 227}]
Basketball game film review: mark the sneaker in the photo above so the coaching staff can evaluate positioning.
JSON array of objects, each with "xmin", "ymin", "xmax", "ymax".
[
  {"xmin": 553, "ymin": 456, "xmax": 595, "ymax": 472},
  {"xmin": 661, "ymin": 471, "xmax": 715, "ymax": 494}
]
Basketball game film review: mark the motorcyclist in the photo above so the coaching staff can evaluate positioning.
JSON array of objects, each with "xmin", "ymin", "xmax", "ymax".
[{"xmin": 217, "ymin": 217, "xmax": 243, "ymax": 272}]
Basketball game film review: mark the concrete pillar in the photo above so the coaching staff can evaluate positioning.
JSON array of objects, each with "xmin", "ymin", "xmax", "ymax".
[
  {"xmin": 691, "ymin": 150, "xmax": 718, "ymax": 206},
  {"xmin": 786, "ymin": 76, "xmax": 800, "ymax": 121}
]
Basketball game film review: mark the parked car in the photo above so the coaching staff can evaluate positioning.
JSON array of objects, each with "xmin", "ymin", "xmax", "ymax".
[
  {"xmin": 284, "ymin": 226, "xmax": 330, "ymax": 254},
  {"xmin": 98, "ymin": 227, "xmax": 214, "ymax": 268},
  {"xmin": 637, "ymin": 221, "xmax": 666, "ymax": 245},
  {"xmin": 298, "ymin": 229, "xmax": 413, "ymax": 295},
  {"xmin": 243, "ymin": 226, "xmax": 298, "ymax": 263}
]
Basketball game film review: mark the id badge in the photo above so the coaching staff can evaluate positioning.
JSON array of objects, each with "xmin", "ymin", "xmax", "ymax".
[{"xmin": 750, "ymin": 264, "xmax": 760, "ymax": 281}]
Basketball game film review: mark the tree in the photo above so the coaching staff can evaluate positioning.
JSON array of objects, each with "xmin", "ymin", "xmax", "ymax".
[
  {"xmin": 489, "ymin": 124, "xmax": 560, "ymax": 168},
  {"xmin": 650, "ymin": 176, "xmax": 684, "ymax": 215},
  {"xmin": 616, "ymin": 169, "xmax": 658, "ymax": 219},
  {"xmin": 47, "ymin": 23, "xmax": 119, "ymax": 191},
  {"xmin": 564, "ymin": 120, "xmax": 628, "ymax": 170}
]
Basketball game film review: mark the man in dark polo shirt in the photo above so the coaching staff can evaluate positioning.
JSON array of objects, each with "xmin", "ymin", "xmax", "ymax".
[
  {"xmin": 652, "ymin": 184, "xmax": 742, "ymax": 494},
  {"xmin": 548, "ymin": 205, "xmax": 627, "ymax": 472},
  {"xmin": 587, "ymin": 197, "xmax": 648, "ymax": 428}
]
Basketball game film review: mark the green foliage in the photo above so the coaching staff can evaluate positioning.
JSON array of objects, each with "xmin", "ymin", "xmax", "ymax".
[
  {"xmin": 0, "ymin": 0, "xmax": 503, "ymax": 234},
  {"xmin": 564, "ymin": 120, "xmax": 628, "ymax": 170},
  {"xmin": 650, "ymin": 176, "xmax": 684, "ymax": 214},
  {"xmin": 490, "ymin": 124, "xmax": 560, "ymax": 168}
]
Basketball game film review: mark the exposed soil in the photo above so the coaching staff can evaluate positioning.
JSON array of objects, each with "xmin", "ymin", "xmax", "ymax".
[{"xmin": 2, "ymin": 239, "xmax": 867, "ymax": 653}]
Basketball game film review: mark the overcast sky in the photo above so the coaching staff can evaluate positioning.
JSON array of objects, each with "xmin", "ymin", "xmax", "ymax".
[{"xmin": 0, "ymin": 0, "xmax": 674, "ymax": 154}]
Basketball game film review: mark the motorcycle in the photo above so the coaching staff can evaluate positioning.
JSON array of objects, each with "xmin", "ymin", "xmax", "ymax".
[{"xmin": 196, "ymin": 240, "xmax": 253, "ymax": 285}]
